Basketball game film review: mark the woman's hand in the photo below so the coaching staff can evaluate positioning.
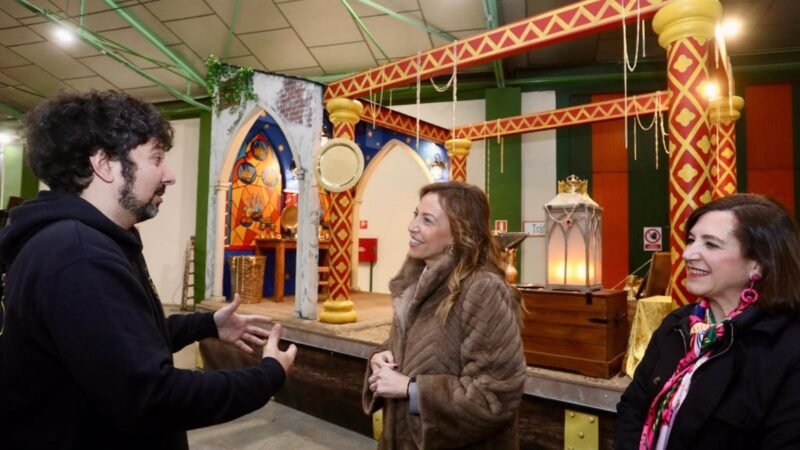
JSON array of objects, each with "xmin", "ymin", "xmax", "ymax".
[
  {"xmin": 369, "ymin": 366, "xmax": 410, "ymax": 399},
  {"xmin": 370, "ymin": 350, "xmax": 397, "ymax": 373},
  {"xmin": 213, "ymin": 293, "xmax": 273, "ymax": 353}
]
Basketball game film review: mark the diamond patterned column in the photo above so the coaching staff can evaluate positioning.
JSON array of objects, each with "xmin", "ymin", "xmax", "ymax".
[
  {"xmin": 709, "ymin": 96, "xmax": 744, "ymax": 199},
  {"xmin": 653, "ymin": 0, "xmax": 721, "ymax": 306},
  {"xmin": 319, "ymin": 98, "xmax": 363, "ymax": 324},
  {"xmin": 445, "ymin": 138, "xmax": 471, "ymax": 182}
]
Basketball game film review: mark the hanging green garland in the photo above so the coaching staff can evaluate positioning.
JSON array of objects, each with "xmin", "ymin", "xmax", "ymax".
[{"xmin": 205, "ymin": 55, "xmax": 257, "ymax": 127}]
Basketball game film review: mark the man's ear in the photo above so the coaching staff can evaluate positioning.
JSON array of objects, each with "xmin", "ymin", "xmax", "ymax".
[{"xmin": 89, "ymin": 150, "xmax": 115, "ymax": 183}]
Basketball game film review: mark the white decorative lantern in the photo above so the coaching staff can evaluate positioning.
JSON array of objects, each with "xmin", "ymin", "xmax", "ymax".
[{"xmin": 544, "ymin": 175, "xmax": 603, "ymax": 291}]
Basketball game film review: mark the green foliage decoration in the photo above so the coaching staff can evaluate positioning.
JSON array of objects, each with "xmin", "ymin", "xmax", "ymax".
[{"xmin": 205, "ymin": 55, "xmax": 257, "ymax": 130}]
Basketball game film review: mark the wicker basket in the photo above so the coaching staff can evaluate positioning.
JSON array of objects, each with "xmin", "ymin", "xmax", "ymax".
[{"xmin": 229, "ymin": 255, "xmax": 266, "ymax": 304}]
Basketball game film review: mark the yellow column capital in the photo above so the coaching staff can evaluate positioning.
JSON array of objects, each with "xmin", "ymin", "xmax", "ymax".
[
  {"xmin": 652, "ymin": 0, "xmax": 722, "ymax": 49},
  {"xmin": 445, "ymin": 138, "xmax": 472, "ymax": 158},
  {"xmin": 708, "ymin": 96, "xmax": 745, "ymax": 124},
  {"xmin": 325, "ymin": 97, "xmax": 364, "ymax": 126}
]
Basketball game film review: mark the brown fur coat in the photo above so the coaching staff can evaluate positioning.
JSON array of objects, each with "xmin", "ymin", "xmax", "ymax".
[{"xmin": 363, "ymin": 253, "xmax": 526, "ymax": 449}]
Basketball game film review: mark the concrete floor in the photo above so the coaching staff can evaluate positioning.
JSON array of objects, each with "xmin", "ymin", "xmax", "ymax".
[{"xmin": 172, "ymin": 324, "xmax": 376, "ymax": 449}]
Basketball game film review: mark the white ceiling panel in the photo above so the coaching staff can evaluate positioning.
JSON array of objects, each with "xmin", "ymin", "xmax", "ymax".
[
  {"xmin": 0, "ymin": 2, "xmax": 40, "ymax": 19},
  {"xmin": 71, "ymin": 10, "xmax": 133, "ymax": 32},
  {"xmin": 350, "ymin": 0, "xmax": 421, "ymax": 18},
  {"xmin": 167, "ymin": 43, "xmax": 207, "ymax": 76},
  {"xmin": 361, "ymin": 11, "xmax": 433, "ymax": 59},
  {"xmin": 65, "ymin": 76, "xmax": 117, "ymax": 92},
  {"xmin": 0, "ymin": 86, "xmax": 44, "ymax": 110},
  {"xmin": 0, "ymin": 45, "xmax": 30, "ymax": 68},
  {"xmin": 165, "ymin": 15, "xmax": 250, "ymax": 60},
  {"xmin": 11, "ymin": 42, "xmax": 94, "ymax": 79},
  {"xmin": 239, "ymin": 28, "xmax": 318, "ymax": 71},
  {"xmin": 79, "ymin": 54, "xmax": 154, "ymax": 89},
  {"xmin": 122, "ymin": 5, "xmax": 182, "ymax": 45},
  {"xmin": 97, "ymin": 27, "xmax": 168, "ymax": 69},
  {"xmin": 281, "ymin": 66, "xmax": 325, "ymax": 78},
  {"xmin": 419, "ymin": 0, "xmax": 485, "ymax": 32},
  {"xmin": 311, "ymin": 42, "xmax": 376, "ymax": 74},
  {"xmin": 279, "ymin": 0, "xmax": 362, "ymax": 47},
  {"xmin": 430, "ymin": 28, "xmax": 483, "ymax": 48},
  {"xmin": 0, "ymin": 70, "xmax": 20, "ymax": 85},
  {"xmin": 0, "ymin": 25, "xmax": 40, "ymax": 46},
  {"xmin": 206, "ymin": 0, "xmax": 289, "ymax": 33},
  {"xmin": 49, "ymin": 0, "xmax": 115, "ymax": 16},
  {"xmin": 3, "ymin": 65, "xmax": 69, "ymax": 97},
  {"xmin": 142, "ymin": 0, "xmax": 214, "ymax": 22},
  {"xmin": 26, "ymin": 23, "xmax": 103, "ymax": 58},
  {"xmin": 0, "ymin": 7, "xmax": 20, "ymax": 28},
  {"xmin": 225, "ymin": 55, "xmax": 266, "ymax": 71}
]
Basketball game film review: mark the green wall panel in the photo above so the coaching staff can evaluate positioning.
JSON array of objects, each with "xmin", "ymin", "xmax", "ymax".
[
  {"xmin": 627, "ymin": 119, "xmax": 670, "ymax": 277},
  {"xmin": 485, "ymin": 88, "xmax": 521, "ymax": 232},
  {"xmin": 555, "ymin": 93, "xmax": 592, "ymax": 189}
]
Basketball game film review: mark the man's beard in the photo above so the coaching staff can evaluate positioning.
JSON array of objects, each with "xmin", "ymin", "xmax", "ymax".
[{"xmin": 119, "ymin": 162, "xmax": 166, "ymax": 223}]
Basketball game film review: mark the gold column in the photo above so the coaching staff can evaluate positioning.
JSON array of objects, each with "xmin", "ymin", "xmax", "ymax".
[
  {"xmin": 709, "ymin": 96, "xmax": 744, "ymax": 199},
  {"xmin": 653, "ymin": 0, "xmax": 721, "ymax": 306},
  {"xmin": 319, "ymin": 97, "xmax": 362, "ymax": 324},
  {"xmin": 445, "ymin": 138, "xmax": 471, "ymax": 182}
]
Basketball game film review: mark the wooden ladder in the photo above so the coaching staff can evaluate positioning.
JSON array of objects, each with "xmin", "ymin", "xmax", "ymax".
[{"xmin": 180, "ymin": 236, "xmax": 196, "ymax": 311}]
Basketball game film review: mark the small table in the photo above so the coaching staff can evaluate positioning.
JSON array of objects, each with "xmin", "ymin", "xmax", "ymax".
[
  {"xmin": 623, "ymin": 295, "xmax": 674, "ymax": 377},
  {"xmin": 254, "ymin": 238, "xmax": 330, "ymax": 303}
]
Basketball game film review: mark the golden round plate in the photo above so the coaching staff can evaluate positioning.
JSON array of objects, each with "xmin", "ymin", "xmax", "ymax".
[
  {"xmin": 314, "ymin": 138, "xmax": 364, "ymax": 192},
  {"xmin": 281, "ymin": 205, "xmax": 298, "ymax": 231}
]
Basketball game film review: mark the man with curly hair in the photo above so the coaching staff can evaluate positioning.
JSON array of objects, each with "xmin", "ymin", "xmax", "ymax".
[{"xmin": 0, "ymin": 90, "xmax": 297, "ymax": 450}]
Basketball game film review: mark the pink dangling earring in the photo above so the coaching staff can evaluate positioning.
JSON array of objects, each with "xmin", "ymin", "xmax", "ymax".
[{"xmin": 740, "ymin": 272, "xmax": 761, "ymax": 305}]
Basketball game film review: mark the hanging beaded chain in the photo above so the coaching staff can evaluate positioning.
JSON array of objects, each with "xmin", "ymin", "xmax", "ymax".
[
  {"xmin": 544, "ymin": 202, "xmax": 583, "ymax": 228},
  {"xmin": 415, "ymin": 52, "xmax": 421, "ymax": 152},
  {"xmin": 429, "ymin": 41, "xmax": 459, "ymax": 142},
  {"xmin": 631, "ymin": 93, "xmax": 669, "ymax": 170},
  {"xmin": 0, "ymin": 273, "xmax": 5, "ymax": 337},
  {"xmin": 622, "ymin": 0, "xmax": 645, "ymax": 149}
]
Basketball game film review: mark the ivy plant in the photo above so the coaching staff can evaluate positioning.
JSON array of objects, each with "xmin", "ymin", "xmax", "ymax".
[{"xmin": 205, "ymin": 55, "xmax": 257, "ymax": 132}]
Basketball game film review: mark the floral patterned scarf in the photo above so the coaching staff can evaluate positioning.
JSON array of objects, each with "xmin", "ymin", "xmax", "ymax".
[{"xmin": 639, "ymin": 295, "xmax": 758, "ymax": 449}]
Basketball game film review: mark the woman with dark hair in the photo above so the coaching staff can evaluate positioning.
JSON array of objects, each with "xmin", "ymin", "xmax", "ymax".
[
  {"xmin": 363, "ymin": 181, "xmax": 526, "ymax": 449},
  {"xmin": 616, "ymin": 193, "xmax": 800, "ymax": 450}
]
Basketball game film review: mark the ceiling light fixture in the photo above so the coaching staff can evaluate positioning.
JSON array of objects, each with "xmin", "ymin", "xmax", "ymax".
[
  {"xmin": 53, "ymin": 27, "xmax": 75, "ymax": 44},
  {"xmin": 703, "ymin": 82, "xmax": 720, "ymax": 100},
  {"xmin": 721, "ymin": 18, "xmax": 742, "ymax": 38}
]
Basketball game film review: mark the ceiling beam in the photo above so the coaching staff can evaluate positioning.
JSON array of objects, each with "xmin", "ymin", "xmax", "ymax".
[
  {"xmin": 102, "ymin": 0, "xmax": 207, "ymax": 89},
  {"xmin": 222, "ymin": 0, "xmax": 242, "ymax": 61},
  {"xmin": 354, "ymin": 0, "xmax": 456, "ymax": 42},
  {"xmin": 454, "ymin": 90, "xmax": 669, "ymax": 140},
  {"xmin": 341, "ymin": 0, "xmax": 391, "ymax": 61},
  {"xmin": 482, "ymin": 0, "xmax": 505, "ymax": 88},
  {"xmin": 0, "ymin": 102, "xmax": 23, "ymax": 119},
  {"xmin": 325, "ymin": 0, "xmax": 669, "ymax": 100},
  {"xmin": 17, "ymin": 0, "xmax": 210, "ymax": 111}
]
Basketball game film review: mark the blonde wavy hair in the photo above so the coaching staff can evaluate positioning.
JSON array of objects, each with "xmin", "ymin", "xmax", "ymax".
[{"xmin": 419, "ymin": 182, "xmax": 524, "ymax": 324}]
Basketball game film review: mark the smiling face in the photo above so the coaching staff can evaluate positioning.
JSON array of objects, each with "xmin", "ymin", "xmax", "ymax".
[
  {"xmin": 118, "ymin": 139, "xmax": 176, "ymax": 224},
  {"xmin": 683, "ymin": 210, "xmax": 760, "ymax": 313},
  {"xmin": 407, "ymin": 192, "xmax": 454, "ymax": 266}
]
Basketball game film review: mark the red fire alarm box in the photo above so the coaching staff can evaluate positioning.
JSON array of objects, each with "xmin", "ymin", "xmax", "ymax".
[{"xmin": 359, "ymin": 238, "xmax": 378, "ymax": 263}]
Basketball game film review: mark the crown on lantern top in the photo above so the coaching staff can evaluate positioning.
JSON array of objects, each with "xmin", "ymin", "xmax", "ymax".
[{"xmin": 557, "ymin": 174, "xmax": 588, "ymax": 194}]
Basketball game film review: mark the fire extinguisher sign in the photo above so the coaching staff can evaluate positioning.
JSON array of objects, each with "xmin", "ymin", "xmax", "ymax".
[{"xmin": 643, "ymin": 227, "xmax": 662, "ymax": 251}]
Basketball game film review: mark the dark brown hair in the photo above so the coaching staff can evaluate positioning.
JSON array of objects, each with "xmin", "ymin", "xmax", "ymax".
[{"xmin": 686, "ymin": 193, "xmax": 800, "ymax": 315}]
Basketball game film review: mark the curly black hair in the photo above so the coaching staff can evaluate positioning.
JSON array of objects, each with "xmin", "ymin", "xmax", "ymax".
[{"xmin": 24, "ymin": 90, "xmax": 173, "ymax": 194}]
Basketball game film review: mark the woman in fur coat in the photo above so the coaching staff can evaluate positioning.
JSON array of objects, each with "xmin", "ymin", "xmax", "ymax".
[{"xmin": 363, "ymin": 181, "xmax": 527, "ymax": 450}]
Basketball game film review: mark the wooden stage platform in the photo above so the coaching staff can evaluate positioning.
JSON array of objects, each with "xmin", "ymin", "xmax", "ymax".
[{"xmin": 197, "ymin": 291, "xmax": 631, "ymax": 449}]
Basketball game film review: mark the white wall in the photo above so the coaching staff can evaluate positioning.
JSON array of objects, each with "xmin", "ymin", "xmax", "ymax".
[
  {"xmin": 140, "ymin": 118, "xmax": 200, "ymax": 305},
  {"xmin": 520, "ymin": 91, "xmax": 557, "ymax": 285},
  {"xmin": 355, "ymin": 144, "xmax": 431, "ymax": 293}
]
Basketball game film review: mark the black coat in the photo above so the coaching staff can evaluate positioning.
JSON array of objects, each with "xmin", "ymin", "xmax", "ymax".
[
  {"xmin": 0, "ymin": 191, "xmax": 285, "ymax": 450},
  {"xmin": 616, "ymin": 303, "xmax": 800, "ymax": 450}
]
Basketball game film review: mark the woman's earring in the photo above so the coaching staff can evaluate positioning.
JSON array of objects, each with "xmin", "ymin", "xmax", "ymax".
[{"xmin": 740, "ymin": 272, "xmax": 761, "ymax": 305}]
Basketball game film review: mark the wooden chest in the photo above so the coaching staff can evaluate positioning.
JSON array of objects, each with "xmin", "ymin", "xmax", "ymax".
[{"xmin": 520, "ymin": 288, "xmax": 629, "ymax": 378}]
